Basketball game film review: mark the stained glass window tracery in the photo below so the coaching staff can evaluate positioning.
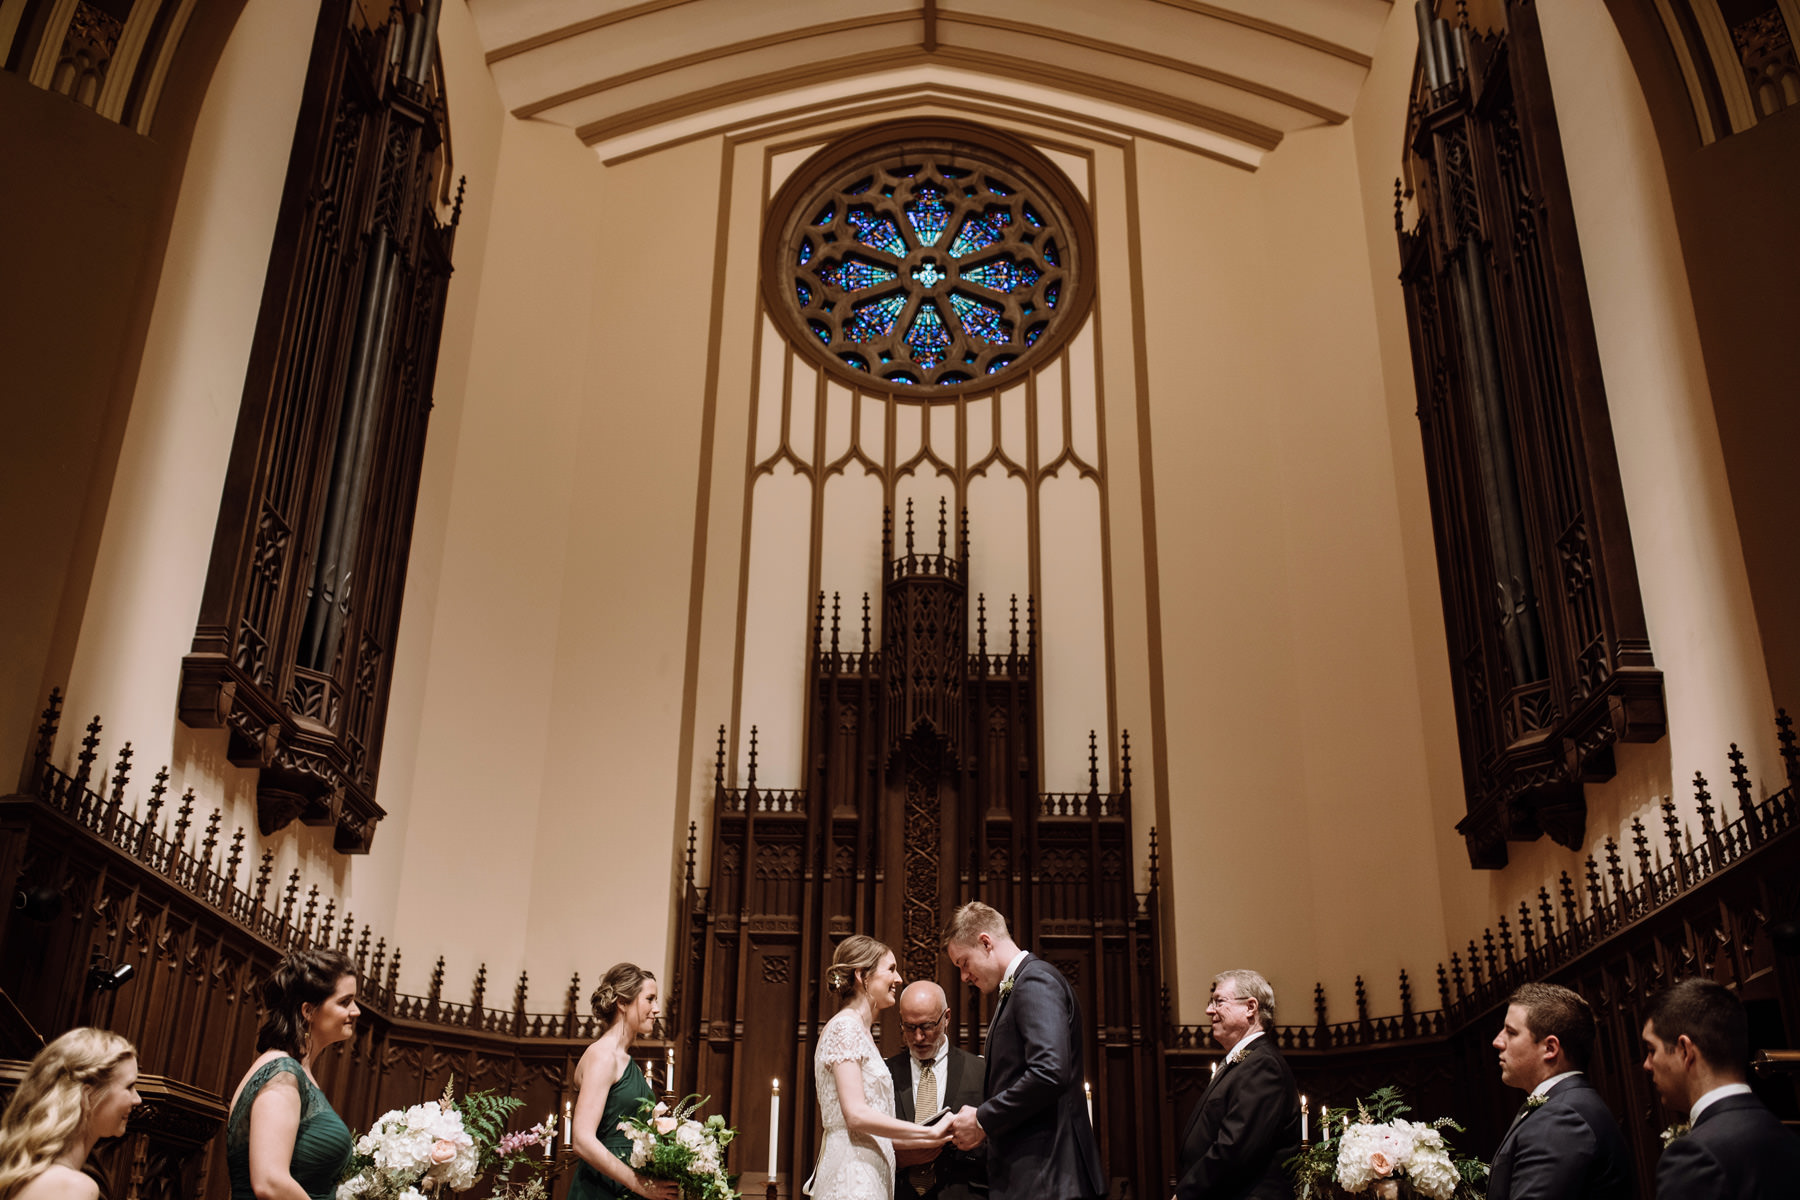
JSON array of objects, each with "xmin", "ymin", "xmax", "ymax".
[{"xmin": 762, "ymin": 121, "xmax": 1093, "ymax": 396}]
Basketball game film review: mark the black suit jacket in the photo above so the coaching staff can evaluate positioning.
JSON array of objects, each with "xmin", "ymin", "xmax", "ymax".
[
  {"xmin": 1655, "ymin": 1091, "xmax": 1800, "ymax": 1200},
  {"xmin": 1174, "ymin": 1034, "xmax": 1301, "ymax": 1200},
  {"xmin": 887, "ymin": 1044, "xmax": 989, "ymax": 1200},
  {"xmin": 975, "ymin": 955, "xmax": 1106, "ymax": 1200},
  {"xmin": 1486, "ymin": 1075, "xmax": 1632, "ymax": 1200}
]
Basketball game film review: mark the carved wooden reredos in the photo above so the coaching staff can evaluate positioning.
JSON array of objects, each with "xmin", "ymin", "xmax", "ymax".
[{"xmin": 669, "ymin": 503, "xmax": 1168, "ymax": 1197}]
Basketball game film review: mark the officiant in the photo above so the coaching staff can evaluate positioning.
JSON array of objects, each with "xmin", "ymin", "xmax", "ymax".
[{"xmin": 888, "ymin": 980, "xmax": 989, "ymax": 1200}]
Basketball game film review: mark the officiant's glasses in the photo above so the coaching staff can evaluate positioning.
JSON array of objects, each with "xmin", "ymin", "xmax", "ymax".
[{"xmin": 900, "ymin": 1012, "xmax": 949, "ymax": 1035}]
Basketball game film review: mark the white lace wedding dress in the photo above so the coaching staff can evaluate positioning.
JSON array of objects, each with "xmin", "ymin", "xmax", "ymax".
[{"xmin": 808, "ymin": 1006, "xmax": 896, "ymax": 1200}]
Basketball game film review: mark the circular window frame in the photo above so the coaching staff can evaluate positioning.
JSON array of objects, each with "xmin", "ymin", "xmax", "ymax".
[{"xmin": 760, "ymin": 119, "xmax": 1097, "ymax": 400}]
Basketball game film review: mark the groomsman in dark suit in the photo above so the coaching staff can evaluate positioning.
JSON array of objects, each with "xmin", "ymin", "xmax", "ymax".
[
  {"xmin": 1641, "ymin": 977, "xmax": 1800, "ymax": 1199},
  {"xmin": 1173, "ymin": 969, "xmax": 1301, "ymax": 1200},
  {"xmin": 1487, "ymin": 983, "xmax": 1632, "ymax": 1200},
  {"xmin": 942, "ymin": 902, "xmax": 1105, "ymax": 1200},
  {"xmin": 888, "ymin": 980, "xmax": 988, "ymax": 1200}
]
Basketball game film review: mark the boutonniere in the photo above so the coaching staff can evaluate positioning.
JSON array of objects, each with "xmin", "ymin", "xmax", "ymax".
[
  {"xmin": 998, "ymin": 977, "xmax": 1015, "ymax": 999},
  {"xmin": 1659, "ymin": 1122, "xmax": 1689, "ymax": 1147},
  {"xmin": 1523, "ymin": 1095, "xmax": 1548, "ymax": 1112}
]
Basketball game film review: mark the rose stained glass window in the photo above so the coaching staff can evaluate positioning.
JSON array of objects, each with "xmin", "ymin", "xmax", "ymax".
[{"xmin": 762, "ymin": 122, "xmax": 1093, "ymax": 396}]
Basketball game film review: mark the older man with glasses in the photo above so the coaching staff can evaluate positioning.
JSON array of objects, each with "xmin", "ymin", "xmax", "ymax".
[
  {"xmin": 1174, "ymin": 970, "xmax": 1301, "ymax": 1200},
  {"xmin": 886, "ymin": 980, "xmax": 989, "ymax": 1200}
]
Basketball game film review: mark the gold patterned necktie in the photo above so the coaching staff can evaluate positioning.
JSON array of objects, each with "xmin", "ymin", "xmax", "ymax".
[{"xmin": 917, "ymin": 1059, "xmax": 939, "ymax": 1122}]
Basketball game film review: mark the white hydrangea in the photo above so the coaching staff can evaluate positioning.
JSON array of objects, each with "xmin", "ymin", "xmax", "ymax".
[{"xmin": 675, "ymin": 1121, "xmax": 706, "ymax": 1150}]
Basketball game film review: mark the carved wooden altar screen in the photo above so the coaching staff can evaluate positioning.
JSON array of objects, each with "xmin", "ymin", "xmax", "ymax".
[{"xmin": 668, "ymin": 508, "xmax": 1167, "ymax": 1199}]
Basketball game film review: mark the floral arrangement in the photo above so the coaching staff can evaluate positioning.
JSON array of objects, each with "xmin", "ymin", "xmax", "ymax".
[
  {"xmin": 616, "ymin": 1093, "xmax": 738, "ymax": 1200},
  {"xmin": 337, "ymin": 1078, "xmax": 556, "ymax": 1200},
  {"xmin": 1288, "ymin": 1088, "xmax": 1487, "ymax": 1200}
]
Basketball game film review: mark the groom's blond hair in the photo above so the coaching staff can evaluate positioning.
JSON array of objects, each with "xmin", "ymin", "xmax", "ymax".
[{"xmin": 942, "ymin": 901, "xmax": 1010, "ymax": 947}]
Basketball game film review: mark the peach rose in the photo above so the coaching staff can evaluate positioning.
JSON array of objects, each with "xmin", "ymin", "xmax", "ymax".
[
  {"xmin": 431, "ymin": 1139, "xmax": 458, "ymax": 1164},
  {"xmin": 1368, "ymin": 1150, "xmax": 1393, "ymax": 1178},
  {"xmin": 654, "ymin": 1116, "xmax": 679, "ymax": 1135}
]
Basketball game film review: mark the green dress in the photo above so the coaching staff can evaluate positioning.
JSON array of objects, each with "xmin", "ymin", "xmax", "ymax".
[
  {"xmin": 568, "ymin": 1062, "xmax": 656, "ymax": 1200},
  {"xmin": 226, "ymin": 1056, "xmax": 354, "ymax": 1200}
]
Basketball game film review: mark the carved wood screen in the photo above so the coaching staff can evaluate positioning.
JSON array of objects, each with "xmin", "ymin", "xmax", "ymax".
[
  {"xmin": 1398, "ymin": 0, "xmax": 1665, "ymax": 868},
  {"xmin": 667, "ymin": 507, "xmax": 1169, "ymax": 1199},
  {"xmin": 176, "ymin": 0, "xmax": 460, "ymax": 854}
]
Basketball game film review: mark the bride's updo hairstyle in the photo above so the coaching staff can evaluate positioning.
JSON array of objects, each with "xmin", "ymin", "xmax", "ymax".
[
  {"xmin": 825, "ymin": 935, "xmax": 890, "ymax": 1006},
  {"xmin": 591, "ymin": 963, "xmax": 655, "ymax": 1026},
  {"xmin": 257, "ymin": 946, "xmax": 356, "ymax": 1057},
  {"xmin": 0, "ymin": 1028, "xmax": 136, "ymax": 1198}
]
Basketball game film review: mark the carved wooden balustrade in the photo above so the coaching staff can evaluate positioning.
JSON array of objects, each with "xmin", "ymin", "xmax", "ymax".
[
  {"xmin": 7, "ymin": 681, "xmax": 1797, "ymax": 1200},
  {"xmin": 0, "ymin": 692, "xmax": 669, "ymax": 1200},
  {"xmin": 1164, "ymin": 711, "xmax": 1800, "ymax": 1197}
]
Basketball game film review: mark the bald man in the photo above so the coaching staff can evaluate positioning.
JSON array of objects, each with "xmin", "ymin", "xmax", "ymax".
[{"xmin": 887, "ymin": 981, "xmax": 989, "ymax": 1200}]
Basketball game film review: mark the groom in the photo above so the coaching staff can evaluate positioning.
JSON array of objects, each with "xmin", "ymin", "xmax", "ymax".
[{"xmin": 943, "ymin": 901, "xmax": 1106, "ymax": 1200}]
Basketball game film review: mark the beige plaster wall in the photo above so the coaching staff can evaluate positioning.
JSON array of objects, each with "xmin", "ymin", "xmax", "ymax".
[
  {"xmin": 349, "ymin": 0, "xmax": 510, "ymax": 941},
  {"xmin": 1136, "ymin": 121, "xmax": 1450, "ymax": 1023}
]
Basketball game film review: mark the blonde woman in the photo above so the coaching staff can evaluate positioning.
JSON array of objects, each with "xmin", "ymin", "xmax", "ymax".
[
  {"xmin": 810, "ymin": 936, "xmax": 952, "ymax": 1200},
  {"xmin": 0, "ymin": 1027, "xmax": 141, "ymax": 1200},
  {"xmin": 568, "ymin": 964, "xmax": 682, "ymax": 1200},
  {"xmin": 224, "ymin": 947, "xmax": 359, "ymax": 1200}
]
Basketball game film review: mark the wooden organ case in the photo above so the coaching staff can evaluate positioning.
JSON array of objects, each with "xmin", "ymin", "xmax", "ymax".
[{"xmin": 669, "ymin": 505, "xmax": 1168, "ymax": 1198}]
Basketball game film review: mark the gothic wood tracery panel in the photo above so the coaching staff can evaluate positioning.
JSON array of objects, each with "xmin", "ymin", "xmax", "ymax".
[
  {"xmin": 175, "ymin": 0, "xmax": 461, "ymax": 854},
  {"xmin": 1399, "ymin": 0, "xmax": 1665, "ymax": 868}
]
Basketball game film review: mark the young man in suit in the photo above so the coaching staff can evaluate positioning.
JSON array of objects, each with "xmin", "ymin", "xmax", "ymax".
[
  {"xmin": 1641, "ymin": 977, "xmax": 1800, "ymax": 1200},
  {"xmin": 1173, "ymin": 970, "xmax": 1302, "ymax": 1200},
  {"xmin": 888, "ymin": 980, "xmax": 988, "ymax": 1200},
  {"xmin": 1487, "ymin": 982, "xmax": 1632, "ymax": 1200},
  {"xmin": 942, "ymin": 902, "xmax": 1105, "ymax": 1200}
]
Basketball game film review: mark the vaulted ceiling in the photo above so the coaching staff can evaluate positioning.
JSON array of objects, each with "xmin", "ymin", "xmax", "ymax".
[{"xmin": 466, "ymin": 0, "xmax": 1395, "ymax": 167}]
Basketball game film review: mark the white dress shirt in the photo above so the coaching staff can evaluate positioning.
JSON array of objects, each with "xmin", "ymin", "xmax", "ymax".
[
  {"xmin": 1689, "ymin": 1081, "xmax": 1753, "ymax": 1123},
  {"xmin": 1531, "ymin": 1069, "xmax": 1584, "ymax": 1098},
  {"xmin": 1224, "ymin": 1028, "xmax": 1265, "ymax": 1064}
]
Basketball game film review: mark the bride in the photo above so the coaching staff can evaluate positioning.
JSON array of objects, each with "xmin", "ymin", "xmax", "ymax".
[{"xmin": 810, "ymin": 936, "xmax": 952, "ymax": 1200}]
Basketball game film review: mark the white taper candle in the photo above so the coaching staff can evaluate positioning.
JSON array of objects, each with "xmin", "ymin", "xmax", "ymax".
[{"xmin": 769, "ymin": 1078, "xmax": 781, "ymax": 1178}]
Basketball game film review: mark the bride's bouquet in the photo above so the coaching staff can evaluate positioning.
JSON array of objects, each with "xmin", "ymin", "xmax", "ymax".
[
  {"xmin": 337, "ymin": 1078, "xmax": 556, "ymax": 1200},
  {"xmin": 1288, "ymin": 1087, "xmax": 1487, "ymax": 1200},
  {"xmin": 615, "ymin": 1094, "xmax": 738, "ymax": 1200}
]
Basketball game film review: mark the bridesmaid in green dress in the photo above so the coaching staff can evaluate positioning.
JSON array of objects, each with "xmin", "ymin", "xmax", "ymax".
[
  {"xmin": 568, "ymin": 964, "xmax": 683, "ymax": 1200},
  {"xmin": 225, "ymin": 948, "xmax": 359, "ymax": 1200}
]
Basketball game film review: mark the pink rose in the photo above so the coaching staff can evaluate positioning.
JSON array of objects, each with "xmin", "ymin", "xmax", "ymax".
[
  {"xmin": 1368, "ymin": 1151, "xmax": 1393, "ymax": 1178},
  {"xmin": 654, "ymin": 1116, "xmax": 679, "ymax": 1135},
  {"xmin": 431, "ymin": 1139, "xmax": 458, "ymax": 1164}
]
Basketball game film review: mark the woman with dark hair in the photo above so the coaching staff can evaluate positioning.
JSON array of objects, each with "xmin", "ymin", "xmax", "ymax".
[
  {"xmin": 0, "ymin": 1028, "xmax": 140, "ymax": 1200},
  {"xmin": 567, "ymin": 964, "xmax": 682, "ymax": 1200},
  {"xmin": 809, "ymin": 936, "xmax": 951, "ymax": 1200},
  {"xmin": 224, "ymin": 947, "xmax": 358, "ymax": 1200}
]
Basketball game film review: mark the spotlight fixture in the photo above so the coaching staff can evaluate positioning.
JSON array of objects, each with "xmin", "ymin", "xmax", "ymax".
[{"xmin": 86, "ymin": 960, "xmax": 135, "ymax": 993}]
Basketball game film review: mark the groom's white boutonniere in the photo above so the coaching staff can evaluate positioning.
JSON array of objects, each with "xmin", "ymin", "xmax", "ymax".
[
  {"xmin": 998, "ymin": 977, "xmax": 1015, "ymax": 999},
  {"xmin": 1660, "ymin": 1122, "xmax": 1690, "ymax": 1147},
  {"xmin": 1523, "ymin": 1095, "xmax": 1548, "ymax": 1112}
]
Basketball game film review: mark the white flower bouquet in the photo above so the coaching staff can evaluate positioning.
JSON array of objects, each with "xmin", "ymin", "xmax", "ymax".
[
  {"xmin": 1288, "ymin": 1088, "xmax": 1486, "ymax": 1200},
  {"xmin": 616, "ymin": 1094, "xmax": 738, "ymax": 1200},
  {"xmin": 337, "ymin": 1079, "xmax": 555, "ymax": 1200}
]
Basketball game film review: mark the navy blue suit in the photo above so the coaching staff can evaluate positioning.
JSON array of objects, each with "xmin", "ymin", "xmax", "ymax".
[
  {"xmin": 1486, "ymin": 1075, "xmax": 1632, "ymax": 1200},
  {"xmin": 976, "ymin": 955, "xmax": 1105, "ymax": 1200},
  {"xmin": 1655, "ymin": 1091, "xmax": 1800, "ymax": 1200},
  {"xmin": 1174, "ymin": 1034, "xmax": 1301, "ymax": 1200}
]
